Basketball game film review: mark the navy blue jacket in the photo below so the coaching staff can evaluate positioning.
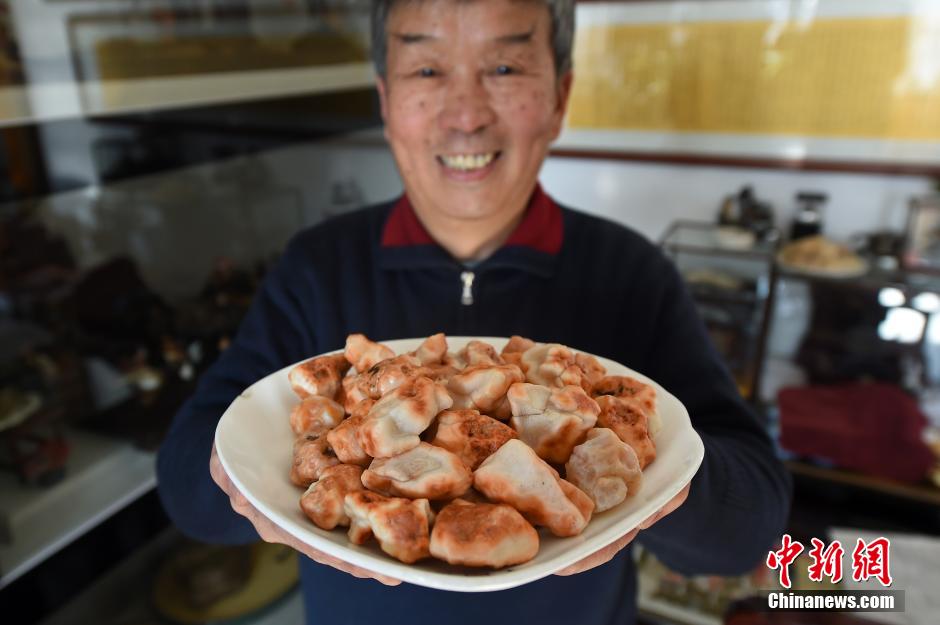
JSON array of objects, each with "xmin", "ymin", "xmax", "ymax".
[{"xmin": 157, "ymin": 187, "xmax": 791, "ymax": 625}]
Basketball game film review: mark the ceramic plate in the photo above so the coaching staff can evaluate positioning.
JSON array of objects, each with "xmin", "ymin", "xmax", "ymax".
[{"xmin": 215, "ymin": 337, "xmax": 705, "ymax": 592}]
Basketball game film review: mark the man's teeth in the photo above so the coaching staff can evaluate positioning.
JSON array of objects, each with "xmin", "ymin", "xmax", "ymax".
[{"xmin": 440, "ymin": 153, "xmax": 496, "ymax": 171}]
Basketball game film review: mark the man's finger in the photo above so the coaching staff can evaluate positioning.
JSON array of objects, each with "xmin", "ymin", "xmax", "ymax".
[
  {"xmin": 638, "ymin": 507, "xmax": 666, "ymax": 530},
  {"xmin": 639, "ymin": 484, "xmax": 690, "ymax": 529},
  {"xmin": 555, "ymin": 529, "xmax": 638, "ymax": 576}
]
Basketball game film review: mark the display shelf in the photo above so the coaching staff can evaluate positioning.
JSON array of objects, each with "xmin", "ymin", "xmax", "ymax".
[
  {"xmin": 38, "ymin": 524, "xmax": 303, "ymax": 625},
  {"xmin": 234, "ymin": 588, "xmax": 304, "ymax": 625},
  {"xmin": 0, "ymin": 428, "xmax": 156, "ymax": 589},
  {"xmin": 37, "ymin": 526, "xmax": 177, "ymax": 625},
  {"xmin": 661, "ymin": 220, "xmax": 779, "ymax": 403},
  {"xmin": 0, "ymin": 62, "xmax": 374, "ymax": 128},
  {"xmin": 785, "ymin": 460, "xmax": 940, "ymax": 507},
  {"xmin": 661, "ymin": 220, "xmax": 779, "ymax": 261},
  {"xmin": 638, "ymin": 594, "xmax": 722, "ymax": 625}
]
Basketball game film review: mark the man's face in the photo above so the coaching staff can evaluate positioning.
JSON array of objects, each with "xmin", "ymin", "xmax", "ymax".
[{"xmin": 377, "ymin": 0, "xmax": 572, "ymax": 223}]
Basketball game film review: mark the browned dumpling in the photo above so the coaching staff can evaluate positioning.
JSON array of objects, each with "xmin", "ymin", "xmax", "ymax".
[
  {"xmin": 507, "ymin": 383, "xmax": 600, "ymax": 463},
  {"xmin": 428, "ymin": 409, "xmax": 517, "ymax": 470},
  {"xmin": 447, "ymin": 364, "xmax": 524, "ymax": 420},
  {"xmin": 327, "ymin": 399, "xmax": 374, "ymax": 467},
  {"xmin": 361, "ymin": 442, "xmax": 472, "ymax": 500},
  {"xmin": 344, "ymin": 491, "xmax": 434, "ymax": 564},
  {"xmin": 290, "ymin": 428, "xmax": 340, "ymax": 487},
  {"xmin": 595, "ymin": 395, "xmax": 656, "ymax": 469},
  {"xmin": 473, "ymin": 439, "xmax": 593, "ymax": 537},
  {"xmin": 430, "ymin": 499, "xmax": 538, "ymax": 568},
  {"xmin": 458, "ymin": 340, "xmax": 505, "ymax": 367},
  {"xmin": 300, "ymin": 464, "xmax": 364, "ymax": 530},
  {"xmin": 412, "ymin": 333, "xmax": 447, "ymax": 365},
  {"xmin": 345, "ymin": 333, "xmax": 395, "ymax": 372},
  {"xmin": 591, "ymin": 375, "xmax": 660, "ymax": 436},
  {"xmin": 357, "ymin": 377, "xmax": 453, "ymax": 458},
  {"xmin": 288, "ymin": 352, "xmax": 351, "ymax": 400},
  {"xmin": 289, "ymin": 396, "xmax": 345, "ymax": 435},
  {"xmin": 566, "ymin": 428, "xmax": 642, "ymax": 512}
]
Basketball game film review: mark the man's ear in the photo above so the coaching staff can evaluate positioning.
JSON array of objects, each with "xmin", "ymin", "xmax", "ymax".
[
  {"xmin": 550, "ymin": 71, "xmax": 574, "ymax": 140},
  {"xmin": 376, "ymin": 75, "xmax": 390, "ymax": 123},
  {"xmin": 376, "ymin": 75, "xmax": 391, "ymax": 142}
]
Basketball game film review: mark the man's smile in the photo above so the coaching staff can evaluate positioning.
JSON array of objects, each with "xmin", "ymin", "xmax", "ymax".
[{"xmin": 437, "ymin": 151, "xmax": 501, "ymax": 172}]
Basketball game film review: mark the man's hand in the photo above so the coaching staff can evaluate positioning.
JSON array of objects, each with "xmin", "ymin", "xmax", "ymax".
[
  {"xmin": 209, "ymin": 444, "xmax": 401, "ymax": 586},
  {"xmin": 555, "ymin": 483, "xmax": 690, "ymax": 576}
]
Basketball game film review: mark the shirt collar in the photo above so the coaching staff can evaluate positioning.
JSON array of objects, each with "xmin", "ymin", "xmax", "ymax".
[{"xmin": 377, "ymin": 184, "xmax": 563, "ymax": 276}]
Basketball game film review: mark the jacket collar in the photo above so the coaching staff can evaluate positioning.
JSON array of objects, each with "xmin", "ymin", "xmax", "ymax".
[{"xmin": 377, "ymin": 184, "xmax": 563, "ymax": 277}]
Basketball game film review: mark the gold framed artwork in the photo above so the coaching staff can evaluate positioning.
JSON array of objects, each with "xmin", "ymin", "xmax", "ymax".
[{"xmin": 557, "ymin": 0, "xmax": 940, "ymax": 174}]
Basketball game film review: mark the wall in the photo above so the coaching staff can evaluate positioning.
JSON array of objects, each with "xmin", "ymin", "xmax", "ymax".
[{"xmin": 541, "ymin": 157, "xmax": 934, "ymax": 243}]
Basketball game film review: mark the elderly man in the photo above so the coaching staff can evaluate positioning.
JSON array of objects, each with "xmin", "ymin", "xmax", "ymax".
[{"xmin": 157, "ymin": 0, "xmax": 791, "ymax": 623}]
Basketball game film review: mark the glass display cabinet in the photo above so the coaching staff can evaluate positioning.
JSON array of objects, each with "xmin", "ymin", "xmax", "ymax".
[{"xmin": 661, "ymin": 220, "xmax": 779, "ymax": 403}]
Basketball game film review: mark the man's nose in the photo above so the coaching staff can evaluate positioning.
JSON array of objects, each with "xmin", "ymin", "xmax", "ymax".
[{"xmin": 439, "ymin": 73, "xmax": 497, "ymax": 135}]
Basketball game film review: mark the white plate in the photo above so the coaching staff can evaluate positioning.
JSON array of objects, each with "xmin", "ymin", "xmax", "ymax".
[{"xmin": 215, "ymin": 337, "xmax": 705, "ymax": 592}]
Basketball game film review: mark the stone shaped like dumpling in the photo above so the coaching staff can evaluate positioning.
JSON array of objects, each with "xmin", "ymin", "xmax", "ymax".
[
  {"xmin": 357, "ymin": 377, "xmax": 453, "ymax": 458},
  {"xmin": 500, "ymin": 335, "xmax": 536, "ymax": 368},
  {"xmin": 447, "ymin": 364, "xmax": 524, "ymax": 420},
  {"xmin": 290, "ymin": 428, "xmax": 340, "ymax": 487},
  {"xmin": 565, "ymin": 428, "xmax": 642, "ymax": 512},
  {"xmin": 412, "ymin": 333, "xmax": 448, "ymax": 365},
  {"xmin": 430, "ymin": 499, "xmax": 538, "ymax": 568},
  {"xmin": 428, "ymin": 408, "xmax": 517, "ymax": 470},
  {"xmin": 344, "ymin": 333, "xmax": 395, "ymax": 372},
  {"xmin": 458, "ymin": 340, "xmax": 505, "ymax": 367},
  {"xmin": 473, "ymin": 439, "xmax": 593, "ymax": 537},
  {"xmin": 300, "ymin": 464, "xmax": 364, "ymax": 530},
  {"xmin": 326, "ymin": 399, "xmax": 374, "ymax": 467},
  {"xmin": 594, "ymin": 395, "xmax": 656, "ymax": 469},
  {"xmin": 519, "ymin": 343, "xmax": 576, "ymax": 387},
  {"xmin": 507, "ymin": 383, "xmax": 600, "ymax": 463},
  {"xmin": 290, "ymin": 396, "xmax": 345, "ymax": 435},
  {"xmin": 344, "ymin": 491, "xmax": 434, "ymax": 564},
  {"xmin": 344, "ymin": 353, "xmax": 434, "ymax": 403},
  {"xmin": 361, "ymin": 442, "xmax": 472, "ymax": 500},
  {"xmin": 591, "ymin": 375, "xmax": 660, "ymax": 436},
  {"xmin": 288, "ymin": 352, "xmax": 351, "ymax": 400}
]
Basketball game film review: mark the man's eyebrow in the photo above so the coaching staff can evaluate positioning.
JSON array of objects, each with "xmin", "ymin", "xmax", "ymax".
[
  {"xmin": 391, "ymin": 27, "xmax": 534, "ymax": 45},
  {"xmin": 494, "ymin": 28, "xmax": 535, "ymax": 44},
  {"xmin": 392, "ymin": 32, "xmax": 438, "ymax": 44}
]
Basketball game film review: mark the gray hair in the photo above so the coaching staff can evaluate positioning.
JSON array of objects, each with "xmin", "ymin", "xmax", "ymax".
[{"xmin": 370, "ymin": 0, "xmax": 575, "ymax": 79}]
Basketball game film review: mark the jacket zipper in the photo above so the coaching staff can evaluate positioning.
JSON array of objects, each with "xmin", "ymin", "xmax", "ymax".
[{"xmin": 460, "ymin": 271, "xmax": 475, "ymax": 306}]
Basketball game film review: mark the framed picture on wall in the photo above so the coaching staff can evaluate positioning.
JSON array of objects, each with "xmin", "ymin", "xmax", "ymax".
[
  {"xmin": 903, "ymin": 195, "xmax": 940, "ymax": 272},
  {"xmin": 555, "ymin": 0, "xmax": 940, "ymax": 176}
]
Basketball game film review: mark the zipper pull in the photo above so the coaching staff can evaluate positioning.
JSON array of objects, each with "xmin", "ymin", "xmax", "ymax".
[{"xmin": 460, "ymin": 271, "xmax": 475, "ymax": 306}]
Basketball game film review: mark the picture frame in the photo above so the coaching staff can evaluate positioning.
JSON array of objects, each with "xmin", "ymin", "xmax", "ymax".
[
  {"xmin": 557, "ymin": 0, "xmax": 940, "ymax": 176},
  {"xmin": 903, "ymin": 195, "xmax": 940, "ymax": 273}
]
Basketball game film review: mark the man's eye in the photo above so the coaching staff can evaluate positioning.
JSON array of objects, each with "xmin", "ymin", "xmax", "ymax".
[
  {"xmin": 418, "ymin": 67, "xmax": 437, "ymax": 78},
  {"xmin": 495, "ymin": 65, "xmax": 514, "ymax": 76}
]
